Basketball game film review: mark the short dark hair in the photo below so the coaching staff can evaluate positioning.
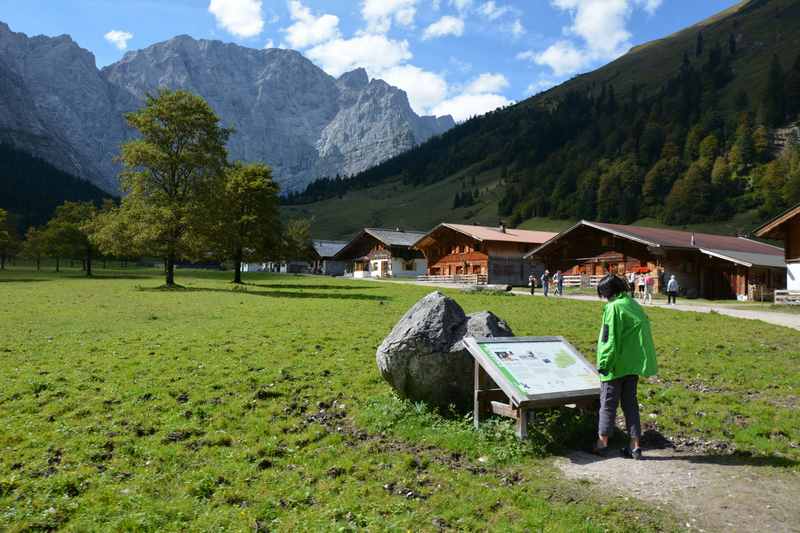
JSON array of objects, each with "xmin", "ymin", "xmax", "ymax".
[{"xmin": 597, "ymin": 274, "xmax": 628, "ymax": 300}]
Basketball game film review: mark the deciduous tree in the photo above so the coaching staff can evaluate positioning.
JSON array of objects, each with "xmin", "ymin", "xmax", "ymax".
[
  {"xmin": 116, "ymin": 90, "xmax": 231, "ymax": 287},
  {"xmin": 208, "ymin": 162, "xmax": 280, "ymax": 284}
]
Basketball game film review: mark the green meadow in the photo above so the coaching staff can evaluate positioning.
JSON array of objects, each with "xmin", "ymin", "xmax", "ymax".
[{"xmin": 1, "ymin": 268, "xmax": 799, "ymax": 531}]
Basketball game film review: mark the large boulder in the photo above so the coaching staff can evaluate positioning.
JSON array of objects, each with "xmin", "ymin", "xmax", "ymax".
[{"xmin": 376, "ymin": 292, "xmax": 513, "ymax": 410}]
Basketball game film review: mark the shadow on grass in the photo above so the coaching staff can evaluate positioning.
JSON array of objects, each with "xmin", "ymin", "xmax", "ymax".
[
  {"xmin": 247, "ymin": 283, "xmax": 379, "ymax": 291},
  {"xmin": 136, "ymin": 285, "xmax": 390, "ymax": 302},
  {"xmin": 0, "ymin": 278, "xmax": 51, "ymax": 283}
]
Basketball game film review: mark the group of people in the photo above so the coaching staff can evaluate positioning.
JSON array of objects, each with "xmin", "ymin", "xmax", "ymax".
[
  {"xmin": 528, "ymin": 269, "xmax": 565, "ymax": 297},
  {"xmin": 529, "ymin": 268, "xmax": 681, "ymax": 305}
]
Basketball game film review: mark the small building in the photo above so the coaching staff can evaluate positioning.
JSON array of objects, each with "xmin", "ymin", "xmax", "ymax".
[
  {"xmin": 311, "ymin": 240, "xmax": 347, "ymax": 276},
  {"xmin": 413, "ymin": 223, "xmax": 557, "ymax": 285},
  {"xmin": 526, "ymin": 220, "xmax": 786, "ymax": 300},
  {"xmin": 754, "ymin": 203, "xmax": 800, "ymax": 294},
  {"xmin": 335, "ymin": 228, "xmax": 428, "ymax": 279}
]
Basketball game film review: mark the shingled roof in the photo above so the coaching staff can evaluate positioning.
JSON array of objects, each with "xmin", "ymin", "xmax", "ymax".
[
  {"xmin": 416, "ymin": 223, "xmax": 556, "ymax": 247},
  {"xmin": 313, "ymin": 240, "xmax": 347, "ymax": 259},
  {"xmin": 363, "ymin": 228, "xmax": 428, "ymax": 247},
  {"xmin": 526, "ymin": 220, "xmax": 784, "ymax": 269}
]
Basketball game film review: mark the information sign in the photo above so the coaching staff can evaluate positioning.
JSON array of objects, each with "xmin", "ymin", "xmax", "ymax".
[{"xmin": 464, "ymin": 336, "xmax": 601, "ymax": 439}]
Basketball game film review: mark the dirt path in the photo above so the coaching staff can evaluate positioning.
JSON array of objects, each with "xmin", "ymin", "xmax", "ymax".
[{"xmin": 556, "ymin": 448, "xmax": 800, "ymax": 532}]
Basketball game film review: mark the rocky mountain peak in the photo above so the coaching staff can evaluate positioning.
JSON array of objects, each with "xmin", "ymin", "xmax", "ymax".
[
  {"xmin": 338, "ymin": 68, "xmax": 369, "ymax": 89},
  {"xmin": 0, "ymin": 21, "xmax": 455, "ymax": 193}
]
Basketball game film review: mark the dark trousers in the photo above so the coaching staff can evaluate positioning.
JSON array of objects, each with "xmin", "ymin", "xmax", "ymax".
[
  {"xmin": 599, "ymin": 375, "xmax": 641, "ymax": 439},
  {"xmin": 667, "ymin": 291, "xmax": 677, "ymax": 304}
]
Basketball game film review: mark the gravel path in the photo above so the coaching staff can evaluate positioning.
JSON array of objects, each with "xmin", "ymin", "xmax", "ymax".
[
  {"xmin": 376, "ymin": 279, "xmax": 800, "ymax": 332},
  {"xmin": 556, "ymin": 448, "xmax": 800, "ymax": 532}
]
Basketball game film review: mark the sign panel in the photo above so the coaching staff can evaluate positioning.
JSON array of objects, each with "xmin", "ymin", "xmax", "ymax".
[{"xmin": 465, "ymin": 336, "xmax": 601, "ymax": 404}]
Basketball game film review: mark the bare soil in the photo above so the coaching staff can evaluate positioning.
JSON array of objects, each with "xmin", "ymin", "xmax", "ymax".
[{"xmin": 556, "ymin": 447, "xmax": 800, "ymax": 532}]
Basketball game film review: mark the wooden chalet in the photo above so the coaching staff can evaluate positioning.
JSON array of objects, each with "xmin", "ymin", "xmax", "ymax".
[
  {"xmin": 526, "ymin": 221, "xmax": 786, "ymax": 300},
  {"xmin": 334, "ymin": 228, "xmax": 427, "ymax": 278},
  {"xmin": 413, "ymin": 223, "xmax": 557, "ymax": 285},
  {"xmin": 311, "ymin": 240, "xmax": 347, "ymax": 276},
  {"xmin": 754, "ymin": 203, "xmax": 800, "ymax": 301}
]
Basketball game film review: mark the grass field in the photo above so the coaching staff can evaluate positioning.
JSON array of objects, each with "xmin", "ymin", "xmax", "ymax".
[{"xmin": 1, "ymin": 267, "xmax": 799, "ymax": 531}]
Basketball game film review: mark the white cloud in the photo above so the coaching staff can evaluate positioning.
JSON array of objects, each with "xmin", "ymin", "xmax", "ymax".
[
  {"xmin": 307, "ymin": 34, "xmax": 412, "ymax": 77},
  {"xmin": 450, "ymin": 0, "xmax": 473, "ymax": 11},
  {"xmin": 208, "ymin": 0, "xmax": 264, "ymax": 38},
  {"xmin": 519, "ymin": 0, "xmax": 662, "ymax": 77},
  {"xmin": 422, "ymin": 15, "xmax": 464, "ymax": 40},
  {"xmin": 264, "ymin": 38, "xmax": 275, "ymax": 48},
  {"xmin": 283, "ymin": 0, "xmax": 340, "ymax": 49},
  {"xmin": 531, "ymin": 40, "xmax": 590, "ymax": 76},
  {"xmin": 479, "ymin": 1, "xmax": 510, "ymax": 20},
  {"xmin": 381, "ymin": 65, "xmax": 449, "ymax": 115},
  {"xmin": 508, "ymin": 19, "xmax": 525, "ymax": 38},
  {"xmin": 361, "ymin": 0, "xmax": 418, "ymax": 33},
  {"xmin": 636, "ymin": 0, "xmax": 662, "ymax": 15},
  {"xmin": 526, "ymin": 78, "xmax": 560, "ymax": 95},
  {"xmin": 464, "ymin": 72, "xmax": 508, "ymax": 94},
  {"xmin": 432, "ymin": 93, "xmax": 512, "ymax": 122},
  {"xmin": 104, "ymin": 30, "xmax": 133, "ymax": 50}
]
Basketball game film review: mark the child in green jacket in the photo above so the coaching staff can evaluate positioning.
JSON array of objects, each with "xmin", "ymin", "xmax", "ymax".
[{"xmin": 593, "ymin": 274, "xmax": 658, "ymax": 459}]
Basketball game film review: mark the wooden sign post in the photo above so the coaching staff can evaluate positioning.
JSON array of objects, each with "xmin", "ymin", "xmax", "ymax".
[{"xmin": 464, "ymin": 336, "xmax": 601, "ymax": 439}]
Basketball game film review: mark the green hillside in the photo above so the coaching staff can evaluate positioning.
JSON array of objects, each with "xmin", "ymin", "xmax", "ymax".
[{"xmin": 285, "ymin": 0, "xmax": 800, "ymax": 239}]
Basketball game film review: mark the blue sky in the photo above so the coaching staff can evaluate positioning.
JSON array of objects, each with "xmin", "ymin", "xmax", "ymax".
[{"xmin": 0, "ymin": 0, "xmax": 739, "ymax": 121}]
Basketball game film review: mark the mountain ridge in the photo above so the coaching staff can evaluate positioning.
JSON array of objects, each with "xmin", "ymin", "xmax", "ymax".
[{"xmin": 0, "ymin": 22, "xmax": 454, "ymax": 194}]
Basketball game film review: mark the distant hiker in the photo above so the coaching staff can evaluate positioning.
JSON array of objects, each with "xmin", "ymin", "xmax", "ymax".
[
  {"xmin": 666, "ymin": 275, "xmax": 679, "ymax": 305},
  {"xmin": 627, "ymin": 271, "xmax": 636, "ymax": 296},
  {"xmin": 643, "ymin": 273, "xmax": 654, "ymax": 305},
  {"xmin": 555, "ymin": 270, "xmax": 564, "ymax": 296},
  {"xmin": 541, "ymin": 270, "xmax": 551, "ymax": 297},
  {"xmin": 593, "ymin": 274, "xmax": 658, "ymax": 460},
  {"xmin": 528, "ymin": 273, "xmax": 536, "ymax": 295},
  {"xmin": 637, "ymin": 273, "xmax": 646, "ymax": 300}
]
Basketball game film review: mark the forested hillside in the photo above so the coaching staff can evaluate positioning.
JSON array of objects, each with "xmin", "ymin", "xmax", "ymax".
[
  {"xmin": 0, "ymin": 144, "xmax": 113, "ymax": 233},
  {"xmin": 285, "ymin": 0, "xmax": 800, "ymax": 236}
]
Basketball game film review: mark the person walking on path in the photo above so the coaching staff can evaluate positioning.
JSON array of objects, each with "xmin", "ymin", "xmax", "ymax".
[
  {"xmin": 555, "ymin": 270, "xmax": 564, "ymax": 296},
  {"xmin": 541, "ymin": 270, "xmax": 551, "ymax": 297},
  {"xmin": 627, "ymin": 271, "xmax": 636, "ymax": 297},
  {"xmin": 592, "ymin": 274, "xmax": 658, "ymax": 460},
  {"xmin": 643, "ymin": 273, "xmax": 654, "ymax": 305},
  {"xmin": 528, "ymin": 273, "xmax": 536, "ymax": 295},
  {"xmin": 637, "ymin": 273, "xmax": 646, "ymax": 301},
  {"xmin": 666, "ymin": 275, "xmax": 679, "ymax": 305}
]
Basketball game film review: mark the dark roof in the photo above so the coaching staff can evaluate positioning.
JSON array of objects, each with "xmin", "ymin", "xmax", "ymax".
[
  {"xmin": 364, "ymin": 228, "xmax": 427, "ymax": 247},
  {"xmin": 313, "ymin": 240, "xmax": 347, "ymax": 259},
  {"xmin": 526, "ymin": 220, "xmax": 784, "ymax": 262},
  {"xmin": 753, "ymin": 203, "xmax": 800, "ymax": 240},
  {"xmin": 334, "ymin": 228, "xmax": 428, "ymax": 260},
  {"xmin": 699, "ymin": 249, "xmax": 787, "ymax": 269},
  {"xmin": 582, "ymin": 221, "xmax": 783, "ymax": 255}
]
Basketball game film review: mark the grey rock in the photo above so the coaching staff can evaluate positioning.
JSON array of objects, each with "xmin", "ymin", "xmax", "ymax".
[
  {"xmin": 376, "ymin": 291, "xmax": 513, "ymax": 410},
  {"xmin": 0, "ymin": 23, "xmax": 455, "ymax": 194}
]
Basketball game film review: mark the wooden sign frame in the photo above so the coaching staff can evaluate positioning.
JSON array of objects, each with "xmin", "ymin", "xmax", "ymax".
[{"xmin": 463, "ymin": 336, "xmax": 601, "ymax": 439}]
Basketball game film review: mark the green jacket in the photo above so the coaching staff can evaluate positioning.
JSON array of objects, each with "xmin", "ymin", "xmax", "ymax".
[{"xmin": 596, "ymin": 294, "xmax": 658, "ymax": 382}]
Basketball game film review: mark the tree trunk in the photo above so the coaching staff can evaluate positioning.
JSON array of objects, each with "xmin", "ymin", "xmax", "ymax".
[
  {"xmin": 56, "ymin": 258, "xmax": 60, "ymax": 273},
  {"xmin": 103, "ymin": 259, "xmax": 107, "ymax": 269},
  {"xmin": 165, "ymin": 252, "xmax": 175, "ymax": 286},
  {"xmin": 233, "ymin": 247, "xmax": 243, "ymax": 284},
  {"xmin": 85, "ymin": 247, "xmax": 92, "ymax": 277},
  {"xmin": 0, "ymin": 253, "xmax": 5, "ymax": 270},
  {"xmin": 36, "ymin": 257, "xmax": 41, "ymax": 271}
]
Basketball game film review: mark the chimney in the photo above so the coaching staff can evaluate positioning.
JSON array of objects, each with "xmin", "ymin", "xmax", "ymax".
[
  {"xmin": 499, "ymin": 222, "xmax": 506, "ymax": 233},
  {"xmin": 690, "ymin": 233, "xmax": 696, "ymax": 247}
]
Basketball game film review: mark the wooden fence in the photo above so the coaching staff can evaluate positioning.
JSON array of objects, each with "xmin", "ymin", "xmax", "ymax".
[
  {"xmin": 774, "ymin": 290, "xmax": 800, "ymax": 305},
  {"xmin": 416, "ymin": 274, "xmax": 488, "ymax": 285},
  {"xmin": 562, "ymin": 275, "xmax": 603, "ymax": 288}
]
